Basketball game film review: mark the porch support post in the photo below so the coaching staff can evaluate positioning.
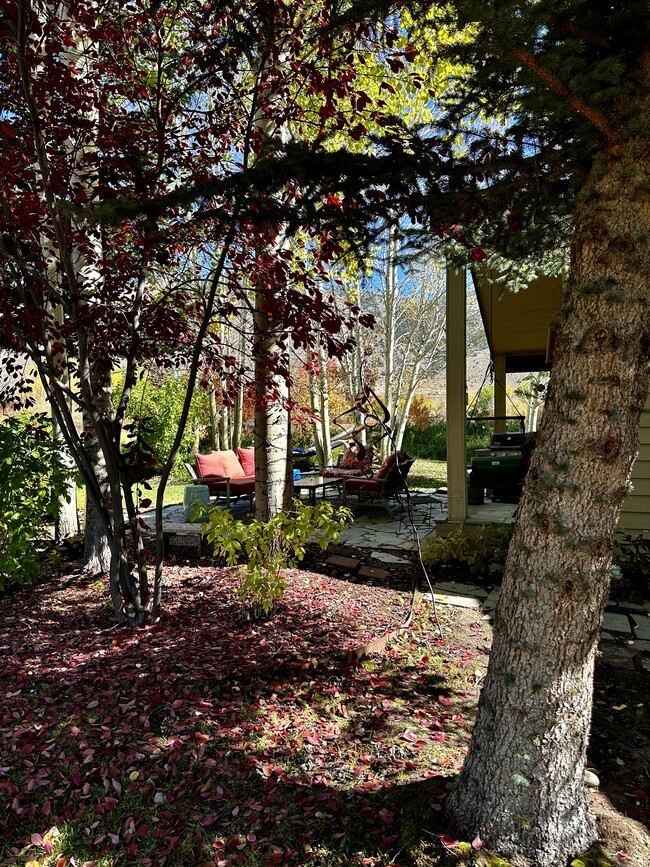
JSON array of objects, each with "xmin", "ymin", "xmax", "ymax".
[
  {"xmin": 493, "ymin": 353, "xmax": 507, "ymax": 433},
  {"xmin": 446, "ymin": 264, "xmax": 468, "ymax": 522}
]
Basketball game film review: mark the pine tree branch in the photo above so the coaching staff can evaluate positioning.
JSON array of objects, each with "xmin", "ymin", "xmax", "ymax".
[
  {"xmin": 546, "ymin": 17, "xmax": 611, "ymax": 52},
  {"xmin": 512, "ymin": 48, "xmax": 619, "ymax": 147}
]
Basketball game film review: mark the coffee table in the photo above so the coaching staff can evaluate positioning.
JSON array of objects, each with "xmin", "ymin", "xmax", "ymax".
[{"xmin": 293, "ymin": 475, "xmax": 343, "ymax": 506}]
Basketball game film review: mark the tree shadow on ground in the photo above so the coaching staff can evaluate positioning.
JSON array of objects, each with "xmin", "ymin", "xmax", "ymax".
[{"xmin": 1, "ymin": 560, "xmax": 475, "ymax": 865}]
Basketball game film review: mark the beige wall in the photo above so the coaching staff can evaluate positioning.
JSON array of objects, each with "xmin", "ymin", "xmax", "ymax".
[{"xmin": 619, "ymin": 392, "xmax": 650, "ymax": 535}]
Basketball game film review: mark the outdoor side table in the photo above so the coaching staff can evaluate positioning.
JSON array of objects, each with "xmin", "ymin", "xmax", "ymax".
[{"xmin": 293, "ymin": 475, "xmax": 343, "ymax": 506}]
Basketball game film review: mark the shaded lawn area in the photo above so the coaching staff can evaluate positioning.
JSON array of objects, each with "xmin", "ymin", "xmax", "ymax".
[{"xmin": 0, "ymin": 560, "xmax": 485, "ymax": 867}]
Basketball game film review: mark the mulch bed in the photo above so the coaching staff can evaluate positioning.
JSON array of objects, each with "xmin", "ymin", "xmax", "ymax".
[{"xmin": 2, "ymin": 546, "xmax": 650, "ymax": 866}]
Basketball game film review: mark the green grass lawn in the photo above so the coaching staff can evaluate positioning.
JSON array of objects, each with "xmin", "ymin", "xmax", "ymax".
[
  {"xmin": 75, "ymin": 479, "xmax": 187, "ymax": 512},
  {"xmin": 408, "ymin": 458, "xmax": 447, "ymax": 490}
]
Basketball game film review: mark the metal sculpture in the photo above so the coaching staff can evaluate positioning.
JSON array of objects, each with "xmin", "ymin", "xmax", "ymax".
[{"xmin": 331, "ymin": 348, "xmax": 393, "ymax": 454}]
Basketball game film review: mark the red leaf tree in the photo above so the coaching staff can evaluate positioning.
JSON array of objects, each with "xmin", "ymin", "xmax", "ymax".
[{"xmin": 0, "ymin": 0, "xmax": 380, "ymax": 624}]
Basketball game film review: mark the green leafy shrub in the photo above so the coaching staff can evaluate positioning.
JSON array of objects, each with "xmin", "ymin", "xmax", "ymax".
[
  {"xmin": 403, "ymin": 387, "xmax": 525, "ymax": 460},
  {"xmin": 422, "ymin": 523, "xmax": 512, "ymax": 585},
  {"xmin": 611, "ymin": 531, "xmax": 650, "ymax": 601},
  {"xmin": 113, "ymin": 371, "xmax": 208, "ymax": 481},
  {"xmin": 402, "ymin": 420, "xmax": 494, "ymax": 461},
  {"xmin": 202, "ymin": 500, "xmax": 352, "ymax": 616},
  {"xmin": 402, "ymin": 419, "xmax": 448, "ymax": 460},
  {"xmin": 0, "ymin": 414, "xmax": 74, "ymax": 590}
]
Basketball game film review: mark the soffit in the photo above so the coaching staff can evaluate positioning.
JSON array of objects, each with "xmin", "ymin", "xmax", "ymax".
[{"xmin": 471, "ymin": 269, "xmax": 564, "ymax": 368}]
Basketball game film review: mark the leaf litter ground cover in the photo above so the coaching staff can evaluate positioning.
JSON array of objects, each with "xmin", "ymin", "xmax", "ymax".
[{"xmin": 0, "ymin": 561, "xmax": 488, "ymax": 867}]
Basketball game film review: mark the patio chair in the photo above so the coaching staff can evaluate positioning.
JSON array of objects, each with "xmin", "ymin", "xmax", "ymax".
[
  {"xmin": 342, "ymin": 451, "xmax": 416, "ymax": 513},
  {"xmin": 322, "ymin": 442, "xmax": 375, "ymax": 479}
]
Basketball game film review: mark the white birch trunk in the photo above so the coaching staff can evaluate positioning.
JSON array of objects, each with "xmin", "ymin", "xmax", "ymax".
[
  {"xmin": 254, "ymin": 305, "xmax": 290, "ymax": 519},
  {"xmin": 59, "ymin": 6, "xmax": 113, "ymax": 574},
  {"xmin": 308, "ymin": 370, "xmax": 326, "ymax": 466},
  {"xmin": 250, "ymin": 42, "xmax": 292, "ymax": 519},
  {"xmin": 382, "ymin": 224, "xmax": 399, "ymax": 458},
  {"xmin": 317, "ymin": 338, "xmax": 332, "ymax": 465},
  {"xmin": 208, "ymin": 379, "xmax": 219, "ymax": 449},
  {"xmin": 232, "ymin": 326, "xmax": 246, "ymax": 449}
]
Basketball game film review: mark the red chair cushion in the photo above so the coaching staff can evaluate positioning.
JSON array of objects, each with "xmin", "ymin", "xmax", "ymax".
[
  {"xmin": 375, "ymin": 452, "xmax": 398, "ymax": 479},
  {"xmin": 236, "ymin": 447, "xmax": 255, "ymax": 476},
  {"xmin": 201, "ymin": 477, "xmax": 255, "ymax": 495},
  {"xmin": 345, "ymin": 478, "xmax": 384, "ymax": 493},
  {"xmin": 195, "ymin": 450, "xmax": 246, "ymax": 479},
  {"xmin": 375, "ymin": 451, "xmax": 410, "ymax": 479}
]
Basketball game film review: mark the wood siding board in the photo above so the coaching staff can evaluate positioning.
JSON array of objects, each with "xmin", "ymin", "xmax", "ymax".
[{"xmin": 619, "ymin": 394, "xmax": 650, "ymax": 531}]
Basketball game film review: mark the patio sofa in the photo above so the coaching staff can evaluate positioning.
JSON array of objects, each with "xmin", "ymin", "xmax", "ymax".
[{"xmin": 186, "ymin": 448, "xmax": 255, "ymax": 509}]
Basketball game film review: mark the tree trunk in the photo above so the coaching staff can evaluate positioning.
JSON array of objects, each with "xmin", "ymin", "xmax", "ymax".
[
  {"xmin": 220, "ymin": 392, "xmax": 230, "ymax": 450},
  {"xmin": 208, "ymin": 378, "xmax": 219, "ymax": 449},
  {"xmin": 308, "ymin": 369, "xmax": 325, "ymax": 466},
  {"xmin": 253, "ymin": 292, "xmax": 290, "ymax": 521},
  {"xmin": 44, "ymin": 304, "xmax": 78, "ymax": 541},
  {"xmin": 309, "ymin": 335, "xmax": 332, "ymax": 467},
  {"xmin": 232, "ymin": 329, "xmax": 245, "ymax": 449},
  {"xmin": 382, "ymin": 224, "xmax": 399, "ymax": 459},
  {"xmin": 52, "ymin": 411, "xmax": 79, "ymax": 541},
  {"xmin": 394, "ymin": 359, "xmax": 421, "ymax": 451},
  {"xmin": 446, "ymin": 110, "xmax": 650, "ymax": 864},
  {"xmin": 83, "ymin": 358, "xmax": 112, "ymax": 575}
]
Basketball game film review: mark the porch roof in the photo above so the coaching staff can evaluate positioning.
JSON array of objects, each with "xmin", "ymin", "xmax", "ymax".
[{"xmin": 471, "ymin": 269, "xmax": 563, "ymax": 372}]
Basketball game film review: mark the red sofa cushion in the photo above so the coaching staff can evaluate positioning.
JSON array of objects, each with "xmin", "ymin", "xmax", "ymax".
[
  {"xmin": 236, "ymin": 447, "xmax": 255, "ymax": 476},
  {"xmin": 195, "ymin": 450, "xmax": 246, "ymax": 479}
]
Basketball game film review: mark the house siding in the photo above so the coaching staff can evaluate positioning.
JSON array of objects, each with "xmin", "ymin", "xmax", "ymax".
[{"xmin": 619, "ymin": 394, "xmax": 650, "ymax": 535}]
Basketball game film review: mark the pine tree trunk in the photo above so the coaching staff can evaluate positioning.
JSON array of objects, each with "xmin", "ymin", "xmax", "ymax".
[{"xmin": 447, "ymin": 100, "xmax": 650, "ymax": 865}]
